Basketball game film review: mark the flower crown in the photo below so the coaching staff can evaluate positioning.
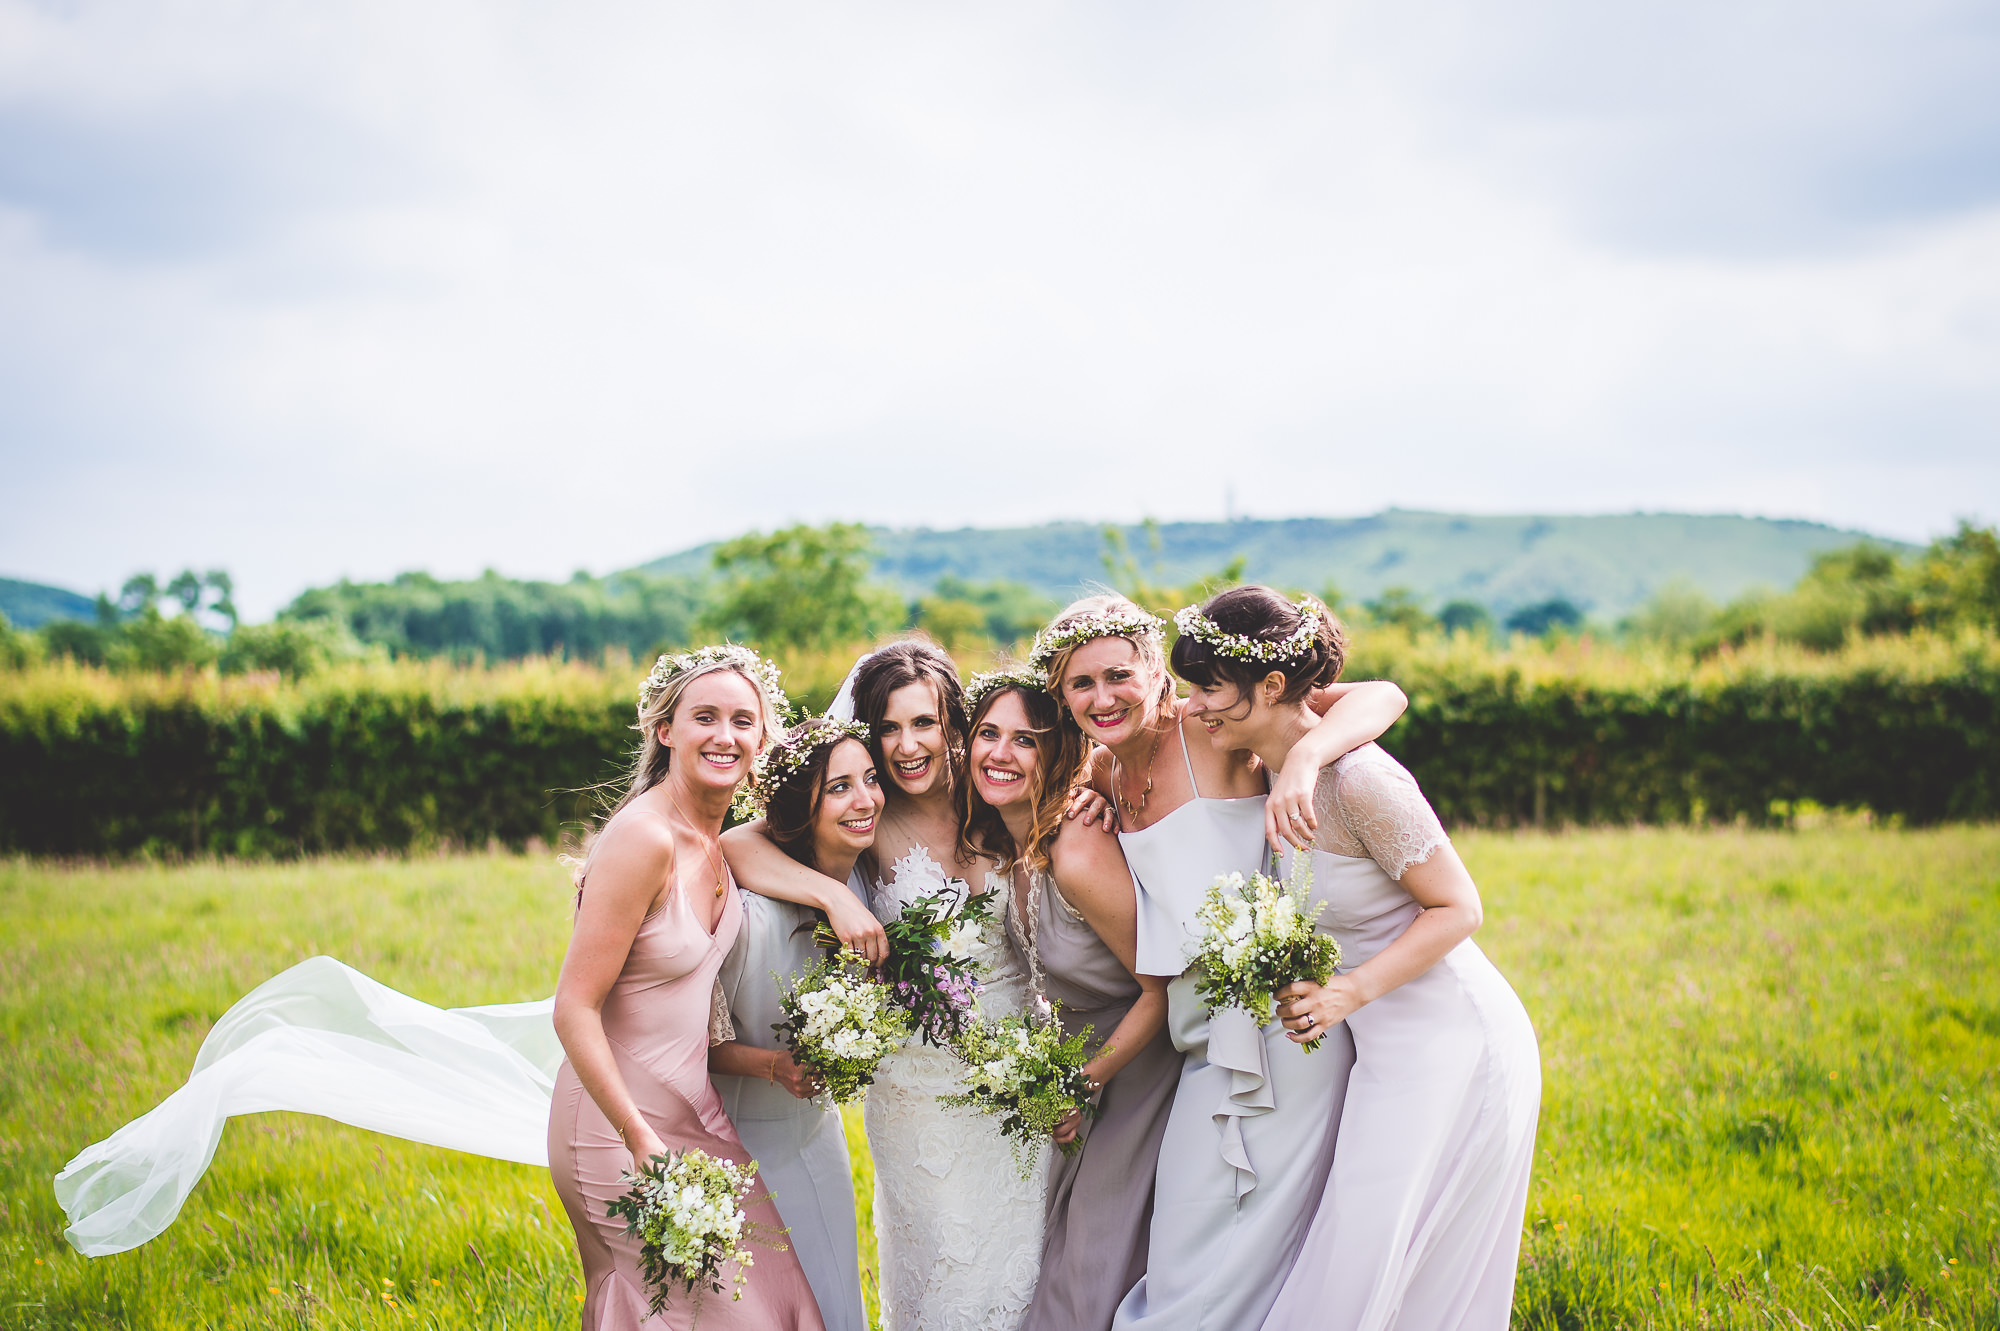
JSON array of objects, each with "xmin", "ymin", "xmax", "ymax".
[
  {"xmin": 963, "ymin": 665, "xmax": 1046, "ymax": 714},
  {"xmin": 1026, "ymin": 607, "xmax": 1164, "ymax": 671},
  {"xmin": 638, "ymin": 644, "xmax": 791, "ymax": 719},
  {"xmin": 1172, "ymin": 599, "xmax": 1323, "ymax": 664},
  {"xmin": 736, "ymin": 718, "xmax": 873, "ymax": 819}
]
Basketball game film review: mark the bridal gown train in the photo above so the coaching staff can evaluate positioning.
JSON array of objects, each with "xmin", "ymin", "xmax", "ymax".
[
  {"xmin": 1111, "ymin": 725, "xmax": 1356, "ymax": 1331},
  {"xmin": 862, "ymin": 846, "xmax": 1048, "ymax": 1331},
  {"xmin": 548, "ymin": 875, "xmax": 824, "ymax": 1331},
  {"xmin": 713, "ymin": 882, "xmax": 868, "ymax": 1331},
  {"xmin": 1264, "ymin": 746, "xmax": 1540, "ymax": 1331}
]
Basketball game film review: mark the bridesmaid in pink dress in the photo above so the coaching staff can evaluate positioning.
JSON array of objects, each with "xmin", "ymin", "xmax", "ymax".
[{"xmin": 549, "ymin": 647, "xmax": 825, "ymax": 1331}]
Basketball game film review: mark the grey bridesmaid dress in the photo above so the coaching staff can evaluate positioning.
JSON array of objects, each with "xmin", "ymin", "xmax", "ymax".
[
  {"xmin": 713, "ymin": 885, "xmax": 869, "ymax": 1331},
  {"xmin": 1109, "ymin": 725, "xmax": 1357, "ymax": 1331},
  {"xmin": 1007, "ymin": 868, "xmax": 1183, "ymax": 1331}
]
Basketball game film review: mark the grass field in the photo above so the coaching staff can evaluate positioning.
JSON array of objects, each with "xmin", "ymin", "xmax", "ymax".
[{"xmin": 2, "ymin": 827, "xmax": 1996, "ymax": 1329}]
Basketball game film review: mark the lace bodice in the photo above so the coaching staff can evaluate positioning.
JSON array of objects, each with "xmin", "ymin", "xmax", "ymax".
[
  {"xmin": 1312, "ymin": 744, "xmax": 1450, "ymax": 880},
  {"xmin": 863, "ymin": 844, "xmax": 1046, "ymax": 1330}
]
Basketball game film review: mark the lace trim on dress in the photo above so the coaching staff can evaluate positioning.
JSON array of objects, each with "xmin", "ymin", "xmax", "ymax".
[
  {"xmin": 1312, "ymin": 744, "xmax": 1450, "ymax": 881},
  {"xmin": 707, "ymin": 977, "xmax": 735, "ymax": 1046}
]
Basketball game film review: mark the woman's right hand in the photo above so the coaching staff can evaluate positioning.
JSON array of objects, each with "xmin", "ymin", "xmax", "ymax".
[
  {"xmin": 821, "ymin": 887, "xmax": 889, "ymax": 965},
  {"xmin": 767, "ymin": 1050, "xmax": 821, "ymax": 1101},
  {"xmin": 625, "ymin": 1119, "xmax": 667, "ymax": 1175}
]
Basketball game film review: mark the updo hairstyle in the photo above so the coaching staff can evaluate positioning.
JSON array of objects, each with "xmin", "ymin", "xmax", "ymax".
[{"xmin": 1168, "ymin": 585, "xmax": 1347, "ymax": 705}]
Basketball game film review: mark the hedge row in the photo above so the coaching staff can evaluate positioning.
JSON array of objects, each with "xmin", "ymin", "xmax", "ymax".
[{"xmin": 2, "ymin": 634, "xmax": 1994, "ymax": 857}]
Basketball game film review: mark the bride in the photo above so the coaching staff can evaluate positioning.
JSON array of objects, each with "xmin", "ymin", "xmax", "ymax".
[{"xmin": 723, "ymin": 637, "xmax": 1092, "ymax": 1331}]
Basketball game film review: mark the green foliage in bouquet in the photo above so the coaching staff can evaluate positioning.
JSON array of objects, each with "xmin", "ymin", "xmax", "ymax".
[
  {"xmin": 940, "ymin": 1007, "xmax": 1098, "ymax": 1177},
  {"xmin": 771, "ymin": 952, "xmax": 914, "ymax": 1106},
  {"xmin": 1187, "ymin": 858, "xmax": 1343, "ymax": 1050},
  {"xmin": 817, "ymin": 886, "xmax": 995, "ymax": 1047},
  {"xmin": 605, "ymin": 1148, "xmax": 762, "ymax": 1322}
]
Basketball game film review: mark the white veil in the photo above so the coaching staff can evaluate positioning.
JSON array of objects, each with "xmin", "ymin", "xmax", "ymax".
[
  {"xmin": 53, "ymin": 957, "xmax": 558, "ymax": 1257},
  {"xmin": 824, "ymin": 649, "xmax": 880, "ymax": 722}
]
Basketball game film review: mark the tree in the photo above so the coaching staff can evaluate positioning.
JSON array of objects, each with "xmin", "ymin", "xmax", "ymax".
[
  {"xmin": 1505, "ymin": 598, "xmax": 1584, "ymax": 638},
  {"xmin": 1101, "ymin": 520, "xmax": 1245, "ymax": 612},
  {"xmin": 702, "ymin": 522, "xmax": 903, "ymax": 651},
  {"xmin": 1437, "ymin": 600, "xmax": 1494, "ymax": 637},
  {"xmin": 1363, "ymin": 587, "xmax": 1432, "ymax": 634}
]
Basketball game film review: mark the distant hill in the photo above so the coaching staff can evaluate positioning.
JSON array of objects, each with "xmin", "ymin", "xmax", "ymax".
[
  {"xmin": 638, "ymin": 511, "xmax": 1910, "ymax": 619},
  {"xmin": 0, "ymin": 577, "xmax": 95, "ymax": 629}
]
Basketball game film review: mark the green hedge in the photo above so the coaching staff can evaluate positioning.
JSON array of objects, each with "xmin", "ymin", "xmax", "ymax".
[
  {"xmin": 1362, "ymin": 632, "xmax": 2000, "ymax": 827},
  {"xmin": 0, "ymin": 662, "xmax": 632, "ymax": 857},
  {"xmin": 3, "ymin": 634, "xmax": 1995, "ymax": 857}
]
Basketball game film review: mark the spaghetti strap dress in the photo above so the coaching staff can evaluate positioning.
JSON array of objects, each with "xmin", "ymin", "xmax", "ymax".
[
  {"xmin": 1109, "ymin": 727, "xmax": 1356, "ymax": 1331},
  {"xmin": 713, "ymin": 877, "xmax": 868, "ymax": 1331},
  {"xmin": 548, "ymin": 874, "xmax": 825, "ymax": 1331},
  {"xmin": 1007, "ymin": 868, "xmax": 1182, "ymax": 1331},
  {"xmin": 1264, "ymin": 746, "xmax": 1540, "ymax": 1331}
]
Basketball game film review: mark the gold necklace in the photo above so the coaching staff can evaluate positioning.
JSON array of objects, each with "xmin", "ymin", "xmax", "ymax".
[
  {"xmin": 1114, "ymin": 725, "xmax": 1166, "ymax": 823},
  {"xmin": 666, "ymin": 788, "xmax": 729, "ymax": 898}
]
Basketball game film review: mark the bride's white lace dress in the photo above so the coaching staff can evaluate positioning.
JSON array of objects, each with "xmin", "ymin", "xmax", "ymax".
[{"xmin": 863, "ymin": 846, "xmax": 1050, "ymax": 1331}]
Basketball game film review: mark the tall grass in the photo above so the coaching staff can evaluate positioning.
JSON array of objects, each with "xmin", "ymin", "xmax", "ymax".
[{"xmin": 3, "ymin": 827, "xmax": 1996, "ymax": 1328}]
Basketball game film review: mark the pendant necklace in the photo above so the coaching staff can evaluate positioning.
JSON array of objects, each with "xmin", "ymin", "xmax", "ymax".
[
  {"xmin": 1114, "ymin": 725, "xmax": 1166, "ymax": 824},
  {"xmin": 667, "ymin": 788, "xmax": 729, "ymax": 898}
]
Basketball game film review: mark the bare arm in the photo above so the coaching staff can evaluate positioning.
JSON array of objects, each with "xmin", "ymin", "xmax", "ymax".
[
  {"xmin": 1046, "ymin": 821, "xmax": 1169, "ymax": 1142},
  {"xmin": 1274, "ymin": 842, "xmax": 1482, "ymax": 1041},
  {"xmin": 552, "ymin": 815, "xmax": 675, "ymax": 1171},
  {"xmin": 709, "ymin": 1041, "xmax": 819, "ymax": 1099},
  {"xmin": 720, "ymin": 820, "xmax": 888, "ymax": 964},
  {"xmin": 1268, "ymin": 680, "xmax": 1409, "ymax": 850}
]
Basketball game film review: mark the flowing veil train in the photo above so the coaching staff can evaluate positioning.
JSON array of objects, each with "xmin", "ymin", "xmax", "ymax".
[{"xmin": 54, "ymin": 956, "xmax": 558, "ymax": 1257}]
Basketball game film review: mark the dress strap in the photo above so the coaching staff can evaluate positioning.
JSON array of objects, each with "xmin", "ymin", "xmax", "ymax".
[{"xmin": 1175, "ymin": 716, "xmax": 1202, "ymax": 799}]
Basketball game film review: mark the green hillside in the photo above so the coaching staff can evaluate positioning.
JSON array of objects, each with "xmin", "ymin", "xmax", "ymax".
[
  {"xmin": 0, "ymin": 577, "xmax": 95, "ymax": 629},
  {"xmin": 638, "ymin": 510, "xmax": 1906, "ymax": 618}
]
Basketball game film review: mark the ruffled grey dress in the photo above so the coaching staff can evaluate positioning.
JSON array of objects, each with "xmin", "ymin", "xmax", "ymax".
[
  {"xmin": 713, "ymin": 887, "xmax": 868, "ymax": 1331},
  {"xmin": 1110, "ymin": 728, "xmax": 1357, "ymax": 1331},
  {"xmin": 1006, "ymin": 869, "xmax": 1183, "ymax": 1331}
]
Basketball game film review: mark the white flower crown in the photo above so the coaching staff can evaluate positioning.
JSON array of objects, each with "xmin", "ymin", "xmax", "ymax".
[
  {"xmin": 638, "ymin": 644, "xmax": 791, "ymax": 719},
  {"xmin": 964, "ymin": 665, "xmax": 1047, "ymax": 713},
  {"xmin": 1026, "ymin": 607, "xmax": 1164, "ymax": 671},
  {"xmin": 736, "ymin": 717, "xmax": 873, "ymax": 819},
  {"xmin": 1172, "ymin": 600, "xmax": 1322, "ymax": 664}
]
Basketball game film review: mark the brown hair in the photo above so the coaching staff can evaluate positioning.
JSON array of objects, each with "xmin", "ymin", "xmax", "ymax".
[
  {"xmin": 764, "ymin": 721, "xmax": 875, "ymax": 875},
  {"xmin": 1168, "ymin": 586, "xmax": 1346, "ymax": 704},
  {"xmin": 956, "ymin": 680, "xmax": 1090, "ymax": 875},
  {"xmin": 1038, "ymin": 593, "xmax": 1176, "ymax": 731}
]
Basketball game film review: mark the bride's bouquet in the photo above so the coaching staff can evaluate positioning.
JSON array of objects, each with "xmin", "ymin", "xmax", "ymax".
[
  {"xmin": 605, "ymin": 1147, "xmax": 765, "ymax": 1322},
  {"xmin": 770, "ymin": 951, "xmax": 915, "ymax": 1106},
  {"xmin": 820, "ymin": 885, "xmax": 993, "ymax": 1046},
  {"xmin": 940, "ymin": 1004, "xmax": 1097, "ymax": 1177},
  {"xmin": 1186, "ymin": 857, "xmax": 1343, "ymax": 1051}
]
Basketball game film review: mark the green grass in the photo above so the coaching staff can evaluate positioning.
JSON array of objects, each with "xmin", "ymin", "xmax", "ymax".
[{"xmin": 3, "ymin": 828, "xmax": 1996, "ymax": 1328}]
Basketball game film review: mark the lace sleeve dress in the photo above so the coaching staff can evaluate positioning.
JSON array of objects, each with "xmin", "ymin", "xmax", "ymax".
[{"xmin": 1263, "ymin": 744, "xmax": 1542, "ymax": 1331}]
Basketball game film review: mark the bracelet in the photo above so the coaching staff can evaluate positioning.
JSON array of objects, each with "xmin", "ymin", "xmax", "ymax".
[
  {"xmin": 615, "ymin": 1110, "xmax": 640, "ymax": 1146},
  {"xmin": 766, "ymin": 1051, "xmax": 779, "ymax": 1085}
]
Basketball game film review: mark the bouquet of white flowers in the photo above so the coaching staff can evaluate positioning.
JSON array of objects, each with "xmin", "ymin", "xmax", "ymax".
[
  {"xmin": 816, "ymin": 884, "xmax": 992, "ymax": 1046},
  {"xmin": 605, "ymin": 1147, "xmax": 764, "ymax": 1322},
  {"xmin": 940, "ymin": 1004, "xmax": 1097, "ymax": 1177},
  {"xmin": 1186, "ymin": 856, "xmax": 1343, "ymax": 1051},
  {"xmin": 771, "ymin": 951, "xmax": 915, "ymax": 1106}
]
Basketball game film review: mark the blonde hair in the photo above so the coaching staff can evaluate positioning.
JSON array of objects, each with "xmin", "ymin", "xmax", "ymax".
[
  {"xmin": 611, "ymin": 657, "xmax": 784, "ymax": 820},
  {"xmin": 1038, "ymin": 593, "xmax": 1177, "ymax": 730}
]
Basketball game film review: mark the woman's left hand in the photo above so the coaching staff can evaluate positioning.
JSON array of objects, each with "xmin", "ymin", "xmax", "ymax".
[
  {"xmin": 1265, "ymin": 762, "xmax": 1320, "ymax": 852},
  {"xmin": 1274, "ymin": 976, "xmax": 1363, "ymax": 1043},
  {"xmin": 1052, "ymin": 1107, "xmax": 1086, "ymax": 1145},
  {"xmin": 1065, "ymin": 786, "xmax": 1117, "ymax": 831}
]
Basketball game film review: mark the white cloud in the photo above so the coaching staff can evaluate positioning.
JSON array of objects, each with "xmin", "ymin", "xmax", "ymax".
[{"xmin": 0, "ymin": 0, "xmax": 1994, "ymax": 616}]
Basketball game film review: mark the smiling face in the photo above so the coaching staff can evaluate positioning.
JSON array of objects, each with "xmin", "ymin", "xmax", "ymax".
[
  {"xmin": 1056, "ymin": 636, "xmax": 1161, "ymax": 748},
  {"xmin": 968, "ymin": 690, "xmax": 1043, "ymax": 811},
  {"xmin": 1182, "ymin": 670, "xmax": 1283, "ymax": 750},
  {"xmin": 811, "ymin": 738, "xmax": 882, "ymax": 865},
  {"xmin": 657, "ymin": 669, "xmax": 765, "ymax": 795},
  {"xmin": 876, "ymin": 680, "xmax": 952, "ymax": 797}
]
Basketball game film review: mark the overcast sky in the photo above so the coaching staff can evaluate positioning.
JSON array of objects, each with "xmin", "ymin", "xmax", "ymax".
[{"xmin": 2, "ymin": 1, "xmax": 1996, "ymax": 618}]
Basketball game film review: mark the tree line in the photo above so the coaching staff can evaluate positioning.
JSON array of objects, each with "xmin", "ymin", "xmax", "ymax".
[{"xmin": 4, "ymin": 520, "xmax": 1996, "ymax": 678}]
